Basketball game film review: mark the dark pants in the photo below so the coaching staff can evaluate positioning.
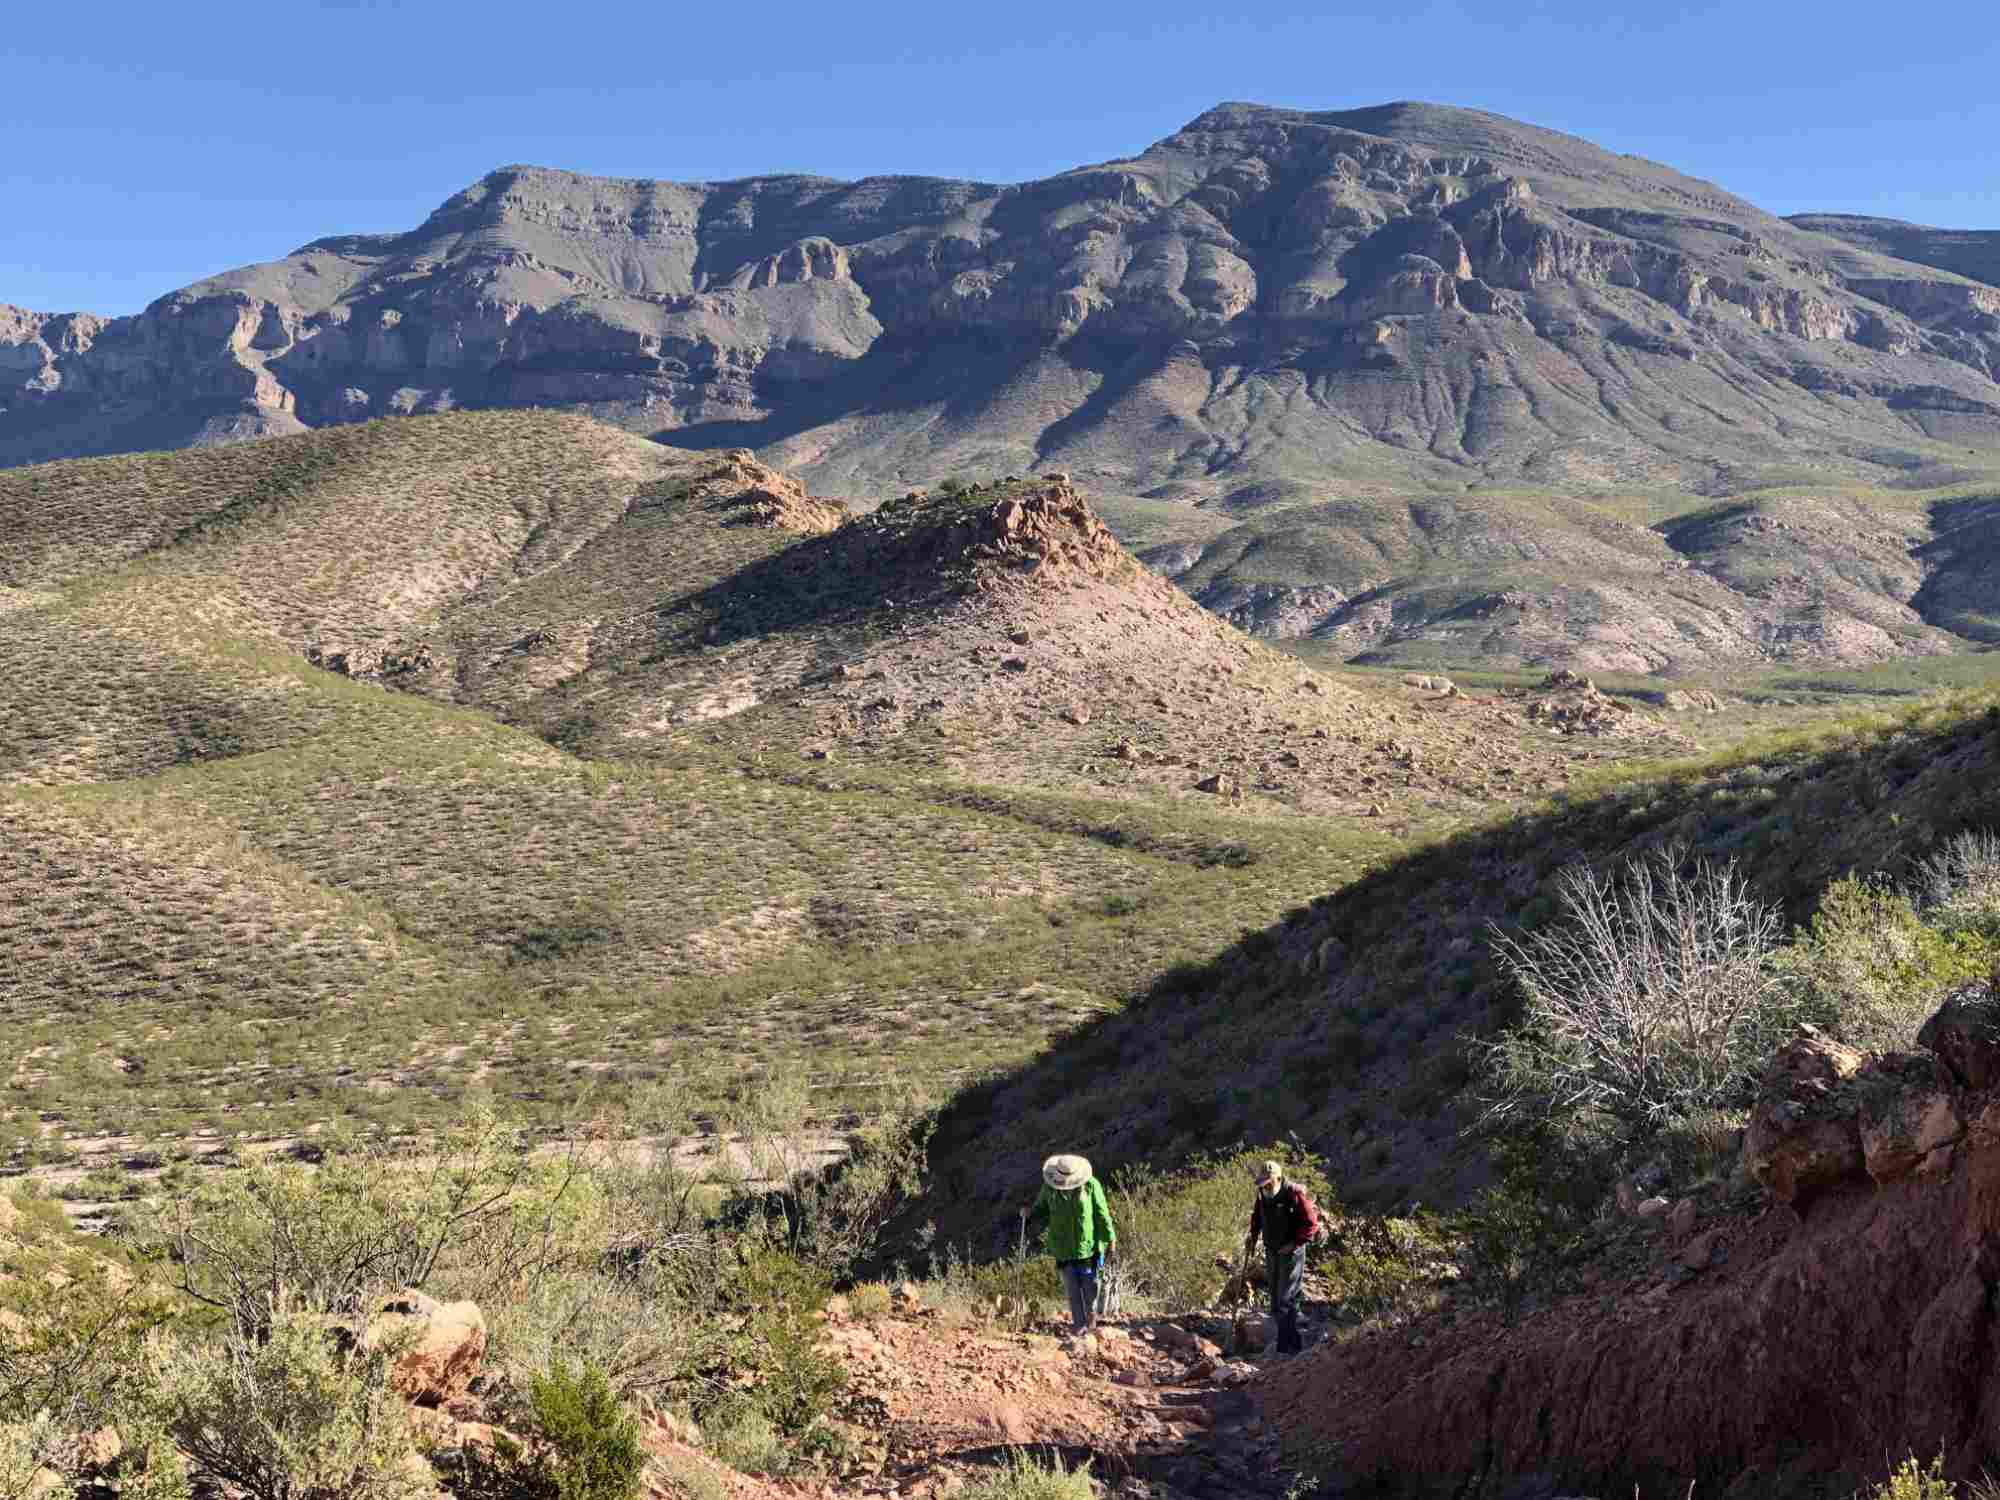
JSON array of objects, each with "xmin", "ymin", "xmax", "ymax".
[
  {"xmin": 1267, "ymin": 1246, "xmax": 1305, "ymax": 1353},
  {"xmin": 1059, "ymin": 1259, "xmax": 1099, "ymax": 1333}
]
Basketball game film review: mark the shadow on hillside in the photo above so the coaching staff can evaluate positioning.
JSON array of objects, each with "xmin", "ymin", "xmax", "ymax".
[
  {"xmin": 660, "ymin": 498, "xmax": 975, "ymax": 654},
  {"xmin": 922, "ymin": 700, "xmax": 2000, "ymax": 1243},
  {"xmin": 1914, "ymin": 494, "xmax": 2000, "ymax": 643},
  {"xmin": 655, "ymin": 334, "xmax": 1060, "ymax": 462}
]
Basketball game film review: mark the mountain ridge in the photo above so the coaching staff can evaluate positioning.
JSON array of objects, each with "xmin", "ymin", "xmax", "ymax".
[{"xmin": 7, "ymin": 100, "xmax": 2000, "ymax": 673}]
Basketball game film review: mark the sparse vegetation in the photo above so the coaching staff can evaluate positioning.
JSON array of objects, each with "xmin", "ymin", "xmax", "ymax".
[
  {"xmin": 958, "ymin": 1449, "xmax": 1095, "ymax": 1500},
  {"xmin": 1477, "ymin": 846, "xmax": 1796, "ymax": 1137},
  {"xmin": 150, "ymin": 1313, "xmax": 422, "ymax": 1500}
]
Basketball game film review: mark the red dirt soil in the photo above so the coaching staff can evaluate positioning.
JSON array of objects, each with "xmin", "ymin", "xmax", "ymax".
[{"xmin": 1258, "ymin": 1007, "xmax": 2000, "ymax": 1498}]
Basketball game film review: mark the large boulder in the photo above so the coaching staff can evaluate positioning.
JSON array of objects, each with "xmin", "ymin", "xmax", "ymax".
[
  {"xmin": 367, "ymin": 1290, "xmax": 486, "ymax": 1407},
  {"xmin": 1743, "ymin": 1027, "xmax": 1867, "ymax": 1205},
  {"xmin": 1858, "ymin": 1053, "xmax": 1964, "ymax": 1185},
  {"xmin": 1917, "ymin": 981, "xmax": 2000, "ymax": 1089}
]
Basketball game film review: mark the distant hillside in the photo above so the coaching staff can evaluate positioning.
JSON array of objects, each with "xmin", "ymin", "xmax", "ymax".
[
  {"xmin": 1792, "ymin": 213, "xmax": 2000, "ymax": 294},
  {"xmin": 2, "ymin": 410, "xmax": 1661, "ymax": 1155},
  {"xmin": 7, "ymin": 102, "xmax": 2000, "ymax": 673}
]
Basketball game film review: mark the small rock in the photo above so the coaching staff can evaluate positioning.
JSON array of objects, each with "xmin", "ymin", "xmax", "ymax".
[
  {"xmin": 1668, "ymin": 1198, "xmax": 1696, "ymax": 1239},
  {"xmin": 368, "ymin": 1290, "xmax": 486, "ymax": 1407},
  {"xmin": 1062, "ymin": 704, "xmax": 1092, "ymax": 726},
  {"xmin": 1000, "ymin": 657, "xmax": 1029, "ymax": 674},
  {"xmin": 1636, "ymin": 1196, "xmax": 1671, "ymax": 1219},
  {"xmin": 1679, "ymin": 1231, "xmax": 1721, "ymax": 1272},
  {"xmin": 1008, "ymin": 629, "xmax": 1032, "ymax": 645},
  {"xmin": 1231, "ymin": 1311, "xmax": 1274, "ymax": 1354}
]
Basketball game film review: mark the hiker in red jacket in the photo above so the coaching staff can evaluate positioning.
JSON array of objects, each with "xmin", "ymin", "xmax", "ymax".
[{"xmin": 1243, "ymin": 1159, "xmax": 1317, "ymax": 1356}]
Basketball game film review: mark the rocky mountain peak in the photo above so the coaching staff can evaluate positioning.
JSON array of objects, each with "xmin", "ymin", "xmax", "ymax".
[{"xmin": 5, "ymin": 103, "xmax": 2000, "ymax": 673}]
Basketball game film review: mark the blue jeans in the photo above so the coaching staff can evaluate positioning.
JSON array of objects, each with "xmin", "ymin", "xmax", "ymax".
[
  {"xmin": 1060, "ymin": 1259, "xmax": 1099, "ymax": 1333},
  {"xmin": 1267, "ymin": 1247, "xmax": 1305, "ymax": 1353}
]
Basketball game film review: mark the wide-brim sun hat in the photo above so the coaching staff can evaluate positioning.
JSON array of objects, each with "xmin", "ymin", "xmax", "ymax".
[
  {"xmin": 1043, "ymin": 1153, "xmax": 1092, "ymax": 1191},
  {"xmin": 1254, "ymin": 1159, "xmax": 1282, "ymax": 1186}
]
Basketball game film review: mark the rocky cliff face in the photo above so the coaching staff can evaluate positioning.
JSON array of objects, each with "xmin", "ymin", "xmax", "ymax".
[
  {"xmin": 10, "ymin": 102, "xmax": 2000, "ymax": 484},
  {"xmin": 8, "ymin": 101, "xmax": 2000, "ymax": 670}
]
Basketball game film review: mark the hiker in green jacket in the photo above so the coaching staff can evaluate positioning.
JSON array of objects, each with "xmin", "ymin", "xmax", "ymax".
[{"xmin": 1021, "ymin": 1153, "xmax": 1116, "ymax": 1335}]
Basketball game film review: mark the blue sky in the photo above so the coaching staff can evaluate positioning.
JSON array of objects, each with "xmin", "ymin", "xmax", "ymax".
[{"xmin": 7, "ymin": 0, "xmax": 1995, "ymax": 316}]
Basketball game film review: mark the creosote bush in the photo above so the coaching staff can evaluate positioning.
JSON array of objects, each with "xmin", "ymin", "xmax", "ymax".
[
  {"xmin": 150, "ymin": 1311, "xmax": 426, "ymax": 1500},
  {"xmin": 449, "ymin": 1361, "xmax": 644, "ymax": 1500}
]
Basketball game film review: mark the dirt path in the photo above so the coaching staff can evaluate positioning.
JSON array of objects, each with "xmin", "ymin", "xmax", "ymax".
[{"xmin": 805, "ymin": 1303, "xmax": 1300, "ymax": 1499}]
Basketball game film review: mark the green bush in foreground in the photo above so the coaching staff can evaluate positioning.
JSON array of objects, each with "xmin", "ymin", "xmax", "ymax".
[
  {"xmin": 452, "ymin": 1360, "xmax": 644, "ymax": 1500},
  {"xmin": 959, "ymin": 1448, "xmax": 1095, "ymax": 1500},
  {"xmin": 150, "ymin": 1314, "xmax": 426, "ymax": 1500},
  {"xmin": 1869, "ymin": 1454, "xmax": 1955, "ymax": 1500}
]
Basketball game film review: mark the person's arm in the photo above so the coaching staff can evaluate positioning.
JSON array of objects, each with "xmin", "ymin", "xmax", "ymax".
[
  {"xmin": 1290, "ymin": 1186, "xmax": 1320, "ymax": 1249},
  {"xmin": 1244, "ymin": 1197, "xmax": 1263, "ymax": 1257},
  {"xmin": 1092, "ymin": 1179, "xmax": 1115, "ymax": 1249},
  {"xmin": 1021, "ymin": 1184, "xmax": 1049, "ymax": 1226}
]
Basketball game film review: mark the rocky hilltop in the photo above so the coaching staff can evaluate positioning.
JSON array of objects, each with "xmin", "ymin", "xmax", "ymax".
[{"xmin": 7, "ymin": 101, "xmax": 2000, "ymax": 670}]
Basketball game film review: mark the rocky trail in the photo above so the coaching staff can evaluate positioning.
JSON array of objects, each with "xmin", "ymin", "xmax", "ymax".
[
  {"xmin": 803, "ymin": 1295, "xmax": 1298, "ymax": 1500},
  {"xmin": 392, "ymin": 1278, "xmax": 1310, "ymax": 1500}
]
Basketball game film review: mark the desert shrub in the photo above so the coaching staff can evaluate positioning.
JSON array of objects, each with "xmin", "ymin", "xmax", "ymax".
[
  {"xmin": 150, "ymin": 1314, "xmax": 428, "ymax": 1500},
  {"xmin": 1782, "ymin": 876, "xmax": 1997, "ymax": 1053},
  {"xmin": 1653, "ymin": 1107, "xmax": 1747, "ymax": 1188},
  {"xmin": 1479, "ymin": 846, "xmax": 1795, "ymax": 1138},
  {"xmin": 0, "ymin": 1415, "xmax": 65, "ymax": 1500},
  {"xmin": 846, "ymin": 1281, "xmax": 894, "ymax": 1319},
  {"xmin": 710, "ymin": 1071, "xmax": 932, "ymax": 1282},
  {"xmin": 652, "ymin": 1455, "xmax": 728, "ymax": 1500},
  {"xmin": 452, "ymin": 1361, "xmax": 643, "ymax": 1500},
  {"xmin": 0, "ymin": 1193, "xmax": 182, "ymax": 1494},
  {"xmin": 1314, "ymin": 1209, "xmax": 1456, "ymax": 1326},
  {"xmin": 151, "ymin": 1108, "xmax": 595, "ymax": 1337},
  {"xmin": 1111, "ymin": 1149, "xmax": 1334, "ymax": 1314},
  {"xmin": 1912, "ymin": 830, "xmax": 2000, "ymax": 937},
  {"xmin": 482, "ymin": 1264, "xmax": 706, "ymax": 1403},
  {"xmin": 959, "ymin": 1448, "xmax": 1095, "ymax": 1500},
  {"xmin": 1450, "ymin": 1180, "xmax": 1588, "ymax": 1324},
  {"xmin": 524, "ymin": 1361, "xmax": 644, "ymax": 1500},
  {"xmin": 1868, "ymin": 1454, "xmax": 1956, "ymax": 1500},
  {"xmin": 709, "ymin": 1251, "xmax": 845, "ymax": 1437},
  {"xmin": 704, "ymin": 1407, "xmax": 786, "ymax": 1475},
  {"xmin": 921, "ymin": 1241, "xmax": 1062, "ymax": 1330}
]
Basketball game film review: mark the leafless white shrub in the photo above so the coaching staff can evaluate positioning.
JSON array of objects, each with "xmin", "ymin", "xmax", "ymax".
[
  {"xmin": 1912, "ymin": 830, "xmax": 2000, "ymax": 922},
  {"xmin": 1477, "ymin": 845, "xmax": 1792, "ymax": 1134}
]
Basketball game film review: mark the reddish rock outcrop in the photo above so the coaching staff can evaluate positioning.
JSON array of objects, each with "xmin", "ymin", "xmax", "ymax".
[
  {"xmin": 368, "ymin": 1289, "xmax": 487, "ymax": 1407},
  {"xmin": 1262, "ymin": 983, "xmax": 2000, "ymax": 1497}
]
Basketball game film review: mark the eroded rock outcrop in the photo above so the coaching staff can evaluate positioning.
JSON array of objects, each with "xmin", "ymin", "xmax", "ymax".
[
  {"xmin": 7, "ymin": 102, "xmax": 2000, "ymax": 502},
  {"xmin": 1267, "ymin": 978, "xmax": 2000, "ymax": 1497}
]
